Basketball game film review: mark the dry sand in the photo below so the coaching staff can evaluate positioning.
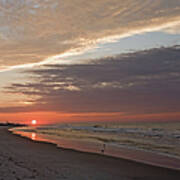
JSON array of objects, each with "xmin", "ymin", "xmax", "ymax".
[{"xmin": 0, "ymin": 127, "xmax": 180, "ymax": 180}]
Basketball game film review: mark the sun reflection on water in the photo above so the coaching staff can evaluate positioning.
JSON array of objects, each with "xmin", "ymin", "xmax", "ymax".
[{"xmin": 31, "ymin": 132, "xmax": 36, "ymax": 140}]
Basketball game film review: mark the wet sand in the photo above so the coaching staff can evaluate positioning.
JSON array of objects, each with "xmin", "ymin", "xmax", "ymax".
[{"xmin": 0, "ymin": 127, "xmax": 180, "ymax": 180}]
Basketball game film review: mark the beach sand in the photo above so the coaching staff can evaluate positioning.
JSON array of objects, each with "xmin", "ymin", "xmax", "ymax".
[{"xmin": 0, "ymin": 127, "xmax": 180, "ymax": 180}]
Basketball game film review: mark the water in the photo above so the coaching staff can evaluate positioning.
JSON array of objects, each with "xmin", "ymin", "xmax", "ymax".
[{"xmin": 10, "ymin": 121, "xmax": 180, "ymax": 170}]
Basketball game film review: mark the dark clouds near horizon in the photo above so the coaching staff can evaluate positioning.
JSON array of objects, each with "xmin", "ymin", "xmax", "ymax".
[{"xmin": 3, "ymin": 45, "xmax": 180, "ymax": 115}]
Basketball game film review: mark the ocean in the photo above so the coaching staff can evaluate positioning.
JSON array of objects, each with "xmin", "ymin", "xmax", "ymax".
[{"xmin": 10, "ymin": 121, "xmax": 180, "ymax": 169}]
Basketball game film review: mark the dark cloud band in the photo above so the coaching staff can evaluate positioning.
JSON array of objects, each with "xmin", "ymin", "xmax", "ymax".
[{"xmin": 3, "ymin": 45, "xmax": 180, "ymax": 115}]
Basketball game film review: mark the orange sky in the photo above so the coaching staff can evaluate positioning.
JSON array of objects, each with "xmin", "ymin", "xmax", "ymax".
[{"xmin": 1, "ymin": 111, "xmax": 180, "ymax": 125}]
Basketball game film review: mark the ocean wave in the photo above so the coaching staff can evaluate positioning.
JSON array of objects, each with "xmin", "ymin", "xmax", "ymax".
[{"xmin": 12, "ymin": 122, "xmax": 180, "ymax": 158}]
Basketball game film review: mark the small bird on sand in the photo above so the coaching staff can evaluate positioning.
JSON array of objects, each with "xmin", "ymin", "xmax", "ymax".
[{"xmin": 101, "ymin": 143, "xmax": 106, "ymax": 153}]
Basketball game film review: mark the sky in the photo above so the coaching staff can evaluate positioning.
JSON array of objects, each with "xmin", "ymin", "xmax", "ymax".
[{"xmin": 0, "ymin": 0, "xmax": 180, "ymax": 124}]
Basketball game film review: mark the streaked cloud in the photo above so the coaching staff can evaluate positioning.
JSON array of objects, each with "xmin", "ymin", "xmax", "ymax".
[{"xmin": 0, "ymin": 0, "xmax": 180, "ymax": 69}]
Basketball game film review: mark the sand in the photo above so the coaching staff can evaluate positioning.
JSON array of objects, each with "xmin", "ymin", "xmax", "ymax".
[{"xmin": 0, "ymin": 127, "xmax": 180, "ymax": 180}]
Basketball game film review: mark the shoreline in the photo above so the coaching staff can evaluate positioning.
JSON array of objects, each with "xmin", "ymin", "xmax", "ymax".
[
  {"xmin": 1, "ymin": 126, "xmax": 180, "ymax": 179},
  {"xmin": 10, "ymin": 126, "xmax": 180, "ymax": 171}
]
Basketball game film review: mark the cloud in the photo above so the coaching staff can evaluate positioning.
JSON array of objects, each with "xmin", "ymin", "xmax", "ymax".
[
  {"xmin": 3, "ymin": 45, "xmax": 180, "ymax": 115},
  {"xmin": 162, "ymin": 22, "xmax": 180, "ymax": 34},
  {"xmin": 0, "ymin": 0, "xmax": 180, "ymax": 69}
]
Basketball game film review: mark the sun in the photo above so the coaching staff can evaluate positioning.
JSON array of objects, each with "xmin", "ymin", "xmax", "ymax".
[{"xmin": 31, "ymin": 120, "xmax": 37, "ymax": 125}]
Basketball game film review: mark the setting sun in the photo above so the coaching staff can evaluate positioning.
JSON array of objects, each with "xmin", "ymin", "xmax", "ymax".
[{"xmin": 31, "ymin": 120, "xmax": 37, "ymax": 125}]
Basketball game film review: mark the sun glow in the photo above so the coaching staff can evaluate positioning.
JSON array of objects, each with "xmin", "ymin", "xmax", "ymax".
[{"xmin": 31, "ymin": 120, "xmax": 37, "ymax": 125}]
